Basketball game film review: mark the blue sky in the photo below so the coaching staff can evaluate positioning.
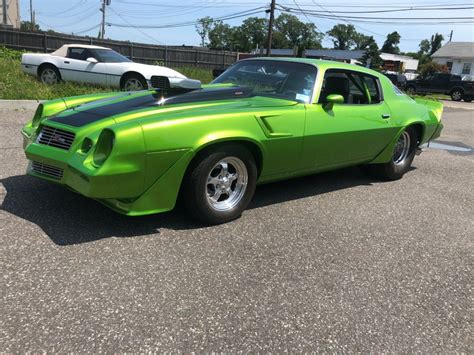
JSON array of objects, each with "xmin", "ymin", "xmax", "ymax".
[{"xmin": 20, "ymin": 0, "xmax": 474, "ymax": 52}]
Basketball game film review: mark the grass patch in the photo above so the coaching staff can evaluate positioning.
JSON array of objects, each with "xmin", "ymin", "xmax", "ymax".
[{"xmin": 0, "ymin": 46, "xmax": 213, "ymax": 100}]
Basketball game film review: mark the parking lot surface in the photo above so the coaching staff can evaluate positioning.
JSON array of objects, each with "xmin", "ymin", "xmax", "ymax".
[{"xmin": 0, "ymin": 103, "xmax": 472, "ymax": 352}]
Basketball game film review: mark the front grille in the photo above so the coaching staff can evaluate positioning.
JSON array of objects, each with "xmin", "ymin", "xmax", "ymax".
[
  {"xmin": 32, "ymin": 161, "xmax": 64, "ymax": 180},
  {"xmin": 37, "ymin": 125, "xmax": 75, "ymax": 150},
  {"xmin": 150, "ymin": 75, "xmax": 171, "ymax": 89}
]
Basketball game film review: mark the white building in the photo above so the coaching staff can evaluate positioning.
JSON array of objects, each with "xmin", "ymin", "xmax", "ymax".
[
  {"xmin": 432, "ymin": 42, "xmax": 474, "ymax": 77},
  {"xmin": 0, "ymin": 0, "xmax": 20, "ymax": 28},
  {"xmin": 380, "ymin": 53, "xmax": 419, "ymax": 73}
]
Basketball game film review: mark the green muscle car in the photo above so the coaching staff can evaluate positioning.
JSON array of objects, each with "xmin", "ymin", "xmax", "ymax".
[{"xmin": 22, "ymin": 58, "xmax": 443, "ymax": 224}]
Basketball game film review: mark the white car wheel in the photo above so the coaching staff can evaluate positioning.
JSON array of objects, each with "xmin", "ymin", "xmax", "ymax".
[
  {"xmin": 40, "ymin": 67, "xmax": 60, "ymax": 85},
  {"xmin": 123, "ymin": 77, "xmax": 146, "ymax": 91}
]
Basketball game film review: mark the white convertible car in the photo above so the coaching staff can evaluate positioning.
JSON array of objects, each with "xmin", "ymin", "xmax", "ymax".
[{"xmin": 21, "ymin": 44, "xmax": 191, "ymax": 91}]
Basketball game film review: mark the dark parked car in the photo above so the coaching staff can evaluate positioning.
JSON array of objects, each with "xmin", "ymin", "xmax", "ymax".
[
  {"xmin": 405, "ymin": 73, "xmax": 474, "ymax": 102},
  {"xmin": 384, "ymin": 73, "xmax": 407, "ymax": 89}
]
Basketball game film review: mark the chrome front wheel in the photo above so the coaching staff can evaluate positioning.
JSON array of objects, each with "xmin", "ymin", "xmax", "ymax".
[
  {"xmin": 182, "ymin": 144, "xmax": 257, "ymax": 225},
  {"xmin": 206, "ymin": 157, "xmax": 248, "ymax": 212}
]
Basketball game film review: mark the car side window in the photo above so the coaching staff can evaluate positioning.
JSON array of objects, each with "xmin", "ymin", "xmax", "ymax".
[
  {"xmin": 362, "ymin": 75, "xmax": 381, "ymax": 103},
  {"xmin": 319, "ymin": 70, "xmax": 381, "ymax": 105},
  {"xmin": 67, "ymin": 48, "xmax": 91, "ymax": 61}
]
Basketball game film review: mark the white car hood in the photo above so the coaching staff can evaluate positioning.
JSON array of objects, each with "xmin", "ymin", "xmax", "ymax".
[{"xmin": 118, "ymin": 62, "xmax": 186, "ymax": 79}]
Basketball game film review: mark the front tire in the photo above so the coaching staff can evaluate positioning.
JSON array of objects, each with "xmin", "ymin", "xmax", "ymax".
[
  {"xmin": 364, "ymin": 126, "xmax": 418, "ymax": 181},
  {"xmin": 451, "ymin": 89, "xmax": 463, "ymax": 101},
  {"xmin": 121, "ymin": 74, "xmax": 147, "ymax": 91},
  {"xmin": 182, "ymin": 144, "xmax": 257, "ymax": 225}
]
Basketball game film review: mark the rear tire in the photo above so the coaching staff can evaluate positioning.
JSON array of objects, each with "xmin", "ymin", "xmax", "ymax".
[
  {"xmin": 451, "ymin": 89, "xmax": 463, "ymax": 101},
  {"xmin": 182, "ymin": 144, "xmax": 257, "ymax": 225},
  {"xmin": 364, "ymin": 126, "xmax": 418, "ymax": 181},
  {"xmin": 39, "ymin": 65, "xmax": 61, "ymax": 85},
  {"xmin": 463, "ymin": 95, "xmax": 472, "ymax": 102}
]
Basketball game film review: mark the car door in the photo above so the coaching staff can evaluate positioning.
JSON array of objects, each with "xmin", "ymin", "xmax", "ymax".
[
  {"xmin": 59, "ymin": 47, "xmax": 108, "ymax": 85},
  {"xmin": 416, "ymin": 74, "xmax": 433, "ymax": 93},
  {"xmin": 302, "ymin": 69, "xmax": 397, "ymax": 169}
]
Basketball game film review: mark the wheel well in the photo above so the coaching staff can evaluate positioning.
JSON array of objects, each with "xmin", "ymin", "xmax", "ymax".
[
  {"xmin": 191, "ymin": 140, "xmax": 264, "ymax": 177},
  {"xmin": 120, "ymin": 71, "xmax": 146, "ymax": 87},
  {"xmin": 450, "ymin": 86, "xmax": 464, "ymax": 94},
  {"xmin": 37, "ymin": 63, "xmax": 60, "ymax": 78},
  {"xmin": 408, "ymin": 123, "xmax": 423, "ymax": 145}
]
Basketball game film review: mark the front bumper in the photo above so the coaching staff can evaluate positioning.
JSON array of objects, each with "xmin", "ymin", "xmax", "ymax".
[{"xmin": 23, "ymin": 129, "xmax": 192, "ymax": 216}]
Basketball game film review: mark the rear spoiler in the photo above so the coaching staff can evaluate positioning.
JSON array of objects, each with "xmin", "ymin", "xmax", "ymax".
[{"xmin": 150, "ymin": 76, "xmax": 201, "ymax": 91}]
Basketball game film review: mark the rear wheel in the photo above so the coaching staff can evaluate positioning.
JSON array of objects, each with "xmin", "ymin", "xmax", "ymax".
[
  {"xmin": 364, "ymin": 126, "xmax": 418, "ymax": 181},
  {"xmin": 182, "ymin": 144, "xmax": 257, "ymax": 225},
  {"xmin": 451, "ymin": 89, "xmax": 463, "ymax": 101},
  {"xmin": 463, "ymin": 95, "xmax": 472, "ymax": 102},
  {"xmin": 39, "ymin": 65, "xmax": 61, "ymax": 85}
]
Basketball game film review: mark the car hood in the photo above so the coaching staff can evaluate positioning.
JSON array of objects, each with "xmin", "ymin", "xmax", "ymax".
[
  {"xmin": 46, "ymin": 87, "xmax": 299, "ymax": 128},
  {"xmin": 119, "ymin": 62, "xmax": 186, "ymax": 79}
]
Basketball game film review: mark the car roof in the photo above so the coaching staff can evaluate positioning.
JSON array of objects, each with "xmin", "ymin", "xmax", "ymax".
[
  {"xmin": 241, "ymin": 57, "xmax": 384, "ymax": 78},
  {"xmin": 51, "ymin": 44, "xmax": 110, "ymax": 57},
  {"xmin": 61, "ymin": 44, "xmax": 110, "ymax": 50}
]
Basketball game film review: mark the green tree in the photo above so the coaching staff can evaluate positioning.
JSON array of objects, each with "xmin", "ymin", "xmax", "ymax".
[
  {"xmin": 353, "ymin": 33, "xmax": 371, "ymax": 50},
  {"xmin": 418, "ymin": 39, "xmax": 431, "ymax": 55},
  {"xmin": 208, "ymin": 21, "xmax": 235, "ymax": 50},
  {"xmin": 360, "ymin": 36, "xmax": 383, "ymax": 69},
  {"xmin": 326, "ymin": 24, "xmax": 357, "ymax": 50},
  {"xmin": 428, "ymin": 33, "xmax": 444, "ymax": 56},
  {"xmin": 418, "ymin": 61, "xmax": 449, "ymax": 77},
  {"xmin": 381, "ymin": 31, "xmax": 401, "ymax": 54},
  {"xmin": 238, "ymin": 17, "xmax": 268, "ymax": 52},
  {"xmin": 195, "ymin": 16, "xmax": 213, "ymax": 47},
  {"xmin": 274, "ymin": 14, "xmax": 323, "ymax": 53},
  {"xmin": 20, "ymin": 21, "xmax": 40, "ymax": 31}
]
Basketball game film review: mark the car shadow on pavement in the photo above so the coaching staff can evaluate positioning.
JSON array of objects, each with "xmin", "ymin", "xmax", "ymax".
[{"xmin": 0, "ymin": 167, "xmax": 397, "ymax": 245}]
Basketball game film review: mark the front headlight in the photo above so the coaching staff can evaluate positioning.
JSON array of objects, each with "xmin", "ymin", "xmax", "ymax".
[{"xmin": 93, "ymin": 129, "xmax": 115, "ymax": 167}]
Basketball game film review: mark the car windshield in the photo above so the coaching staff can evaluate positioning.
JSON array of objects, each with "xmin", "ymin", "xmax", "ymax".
[
  {"xmin": 212, "ymin": 60, "xmax": 317, "ymax": 103},
  {"xmin": 91, "ymin": 49, "xmax": 132, "ymax": 63}
]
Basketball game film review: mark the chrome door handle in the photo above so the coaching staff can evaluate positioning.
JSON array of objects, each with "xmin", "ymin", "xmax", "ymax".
[{"xmin": 381, "ymin": 113, "xmax": 391, "ymax": 119}]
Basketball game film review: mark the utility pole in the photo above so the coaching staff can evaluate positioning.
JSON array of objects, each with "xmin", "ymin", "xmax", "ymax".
[
  {"xmin": 30, "ymin": 0, "xmax": 33, "ymax": 25},
  {"xmin": 449, "ymin": 30, "xmax": 453, "ymax": 42},
  {"xmin": 2, "ymin": 0, "xmax": 8, "ymax": 26},
  {"xmin": 30, "ymin": 0, "xmax": 36, "ymax": 30},
  {"xmin": 99, "ymin": 0, "xmax": 111, "ymax": 39},
  {"xmin": 265, "ymin": 0, "xmax": 276, "ymax": 57}
]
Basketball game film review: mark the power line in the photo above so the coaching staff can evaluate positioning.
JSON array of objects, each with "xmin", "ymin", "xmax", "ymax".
[
  {"xmin": 107, "ymin": 7, "xmax": 266, "ymax": 29},
  {"xmin": 108, "ymin": 7, "xmax": 164, "ymax": 44}
]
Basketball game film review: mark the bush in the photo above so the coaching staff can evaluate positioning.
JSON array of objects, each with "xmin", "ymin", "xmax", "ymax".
[{"xmin": 418, "ymin": 60, "xmax": 449, "ymax": 77}]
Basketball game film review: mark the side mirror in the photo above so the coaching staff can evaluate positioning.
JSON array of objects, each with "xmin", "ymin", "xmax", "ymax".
[
  {"xmin": 86, "ymin": 57, "xmax": 98, "ymax": 64},
  {"xmin": 323, "ymin": 94, "xmax": 344, "ymax": 110}
]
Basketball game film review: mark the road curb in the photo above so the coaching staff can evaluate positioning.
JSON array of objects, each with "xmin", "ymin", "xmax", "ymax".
[{"xmin": 0, "ymin": 100, "xmax": 43, "ymax": 110}]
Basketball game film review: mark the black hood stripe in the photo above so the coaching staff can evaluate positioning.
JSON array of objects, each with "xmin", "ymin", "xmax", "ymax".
[
  {"xmin": 48, "ymin": 87, "xmax": 254, "ymax": 127},
  {"xmin": 49, "ymin": 93, "xmax": 159, "ymax": 127}
]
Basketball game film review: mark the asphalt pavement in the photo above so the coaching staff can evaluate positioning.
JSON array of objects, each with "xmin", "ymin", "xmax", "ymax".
[{"xmin": 0, "ymin": 102, "xmax": 472, "ymax": 352}]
